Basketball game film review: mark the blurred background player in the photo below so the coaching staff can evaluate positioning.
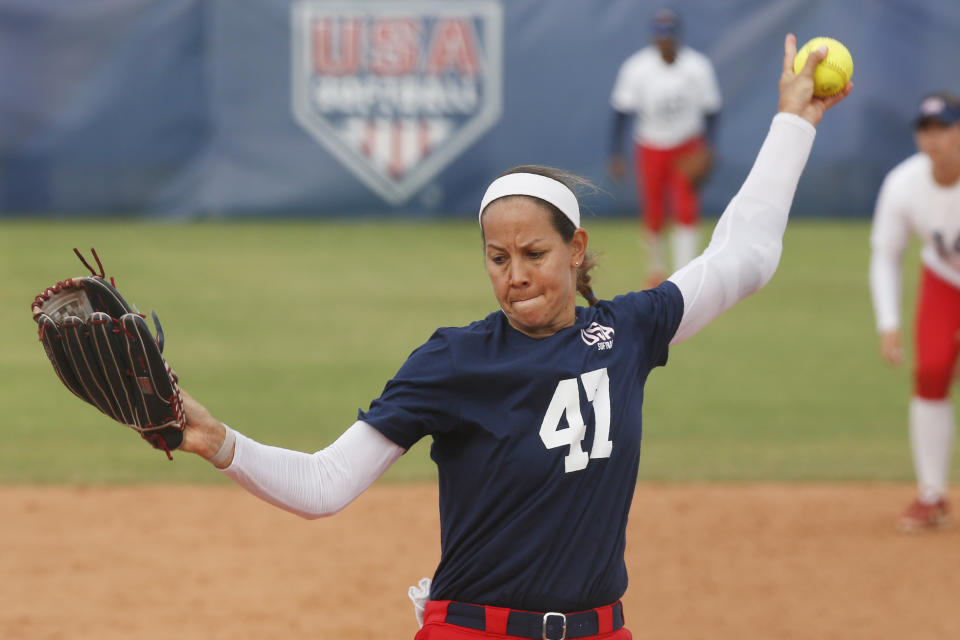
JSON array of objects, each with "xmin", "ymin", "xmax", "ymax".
[
  {"xmin": 869, "ymin": 91, "xmax": 960, "ymax": 532},
  {"xmin": 608, "ymin": 7, "xmax": 722, "ymax": 287}
]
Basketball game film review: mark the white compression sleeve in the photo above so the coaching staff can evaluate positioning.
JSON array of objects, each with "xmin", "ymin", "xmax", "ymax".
[
  {"xmin": 220, "ymin": 421, "xmax": 405, "ymax": 519},
  {"xmin": 668, "ymin": 113, "xmax": 816, "ymax": 345},
  {"xmin": 869, "ymin": 248, "xmax": 903, "ymax": 333}
]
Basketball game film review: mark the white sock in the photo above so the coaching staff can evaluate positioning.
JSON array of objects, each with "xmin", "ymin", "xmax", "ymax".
[
  {"xmin": 671, "ymin": 225, "xmax": 700, "ymax": 270},
  {"xmin": 644, "ymin": 232, "xmax": 665, "ymax": 275},
  {"xmin": 909, "ymin": 396, "xmax": 955, "ymax": 503}
]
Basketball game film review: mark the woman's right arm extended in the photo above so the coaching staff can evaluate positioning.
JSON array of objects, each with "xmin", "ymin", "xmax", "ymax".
[
  {"xmin": 180, "ymin": 390, "xmax": 404, "ymax": 519},
  {"xmin": 667, "ymin": 34, "xmax": 851, "ymax": 345}
]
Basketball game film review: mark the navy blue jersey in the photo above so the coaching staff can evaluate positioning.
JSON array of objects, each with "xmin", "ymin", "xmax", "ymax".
[{"xmin": 359, "ymin": 282, "xmax": 684, "ymax": 612}]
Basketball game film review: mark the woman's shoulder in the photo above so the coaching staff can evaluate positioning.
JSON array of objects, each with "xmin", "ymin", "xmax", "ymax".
[
  {"xmin": 596, "ymin": 281, "xmax": 683, "ymax": 311},
  {"xmin": 886, "ymin": 152, "xmax": 929, "ymax": 182},
  {"xmin": 421, "ymin": 310, "xmax": 503, "ymax": 348},
  {"xmin": 678, "ymin": 46, "xmax": 711, "ymax": 65},
  {"xmin": 623, "ymin": 46, "xmax": 659, "ymax": 68},
  {"xmin": 395, "ymin": 312, "xmax": 502, "ymax": 377},
  {"xmin": 588, "ymin": 282, "xmax": 684, "ymax": 327}
]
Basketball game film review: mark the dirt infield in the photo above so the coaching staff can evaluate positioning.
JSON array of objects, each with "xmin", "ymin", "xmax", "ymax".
[{"xmin": 2, "ymin": 484, "xmax": 958, "ymax": 640}]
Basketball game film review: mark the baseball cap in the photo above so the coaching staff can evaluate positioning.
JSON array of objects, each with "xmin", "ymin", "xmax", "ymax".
[
  {"xmin": 651, "ymin": 8, "xmax": 680, "ymax": 38},
  {"xmin": 913, "ymin": 92, "xmax": 960, "ymax": 128}
]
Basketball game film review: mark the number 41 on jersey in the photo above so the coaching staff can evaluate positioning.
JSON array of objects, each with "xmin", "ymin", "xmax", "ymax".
[{"xmin": 539, "ymin": 368, "xmax": 612, "ymax": 473}]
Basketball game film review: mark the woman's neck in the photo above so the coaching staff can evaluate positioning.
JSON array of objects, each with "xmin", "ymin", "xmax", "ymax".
[{"xmin": 932, "ymin": 159, "xmax": 960, "ymax": 186}]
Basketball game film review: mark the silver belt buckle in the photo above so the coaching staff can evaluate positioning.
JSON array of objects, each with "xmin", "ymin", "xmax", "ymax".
[{"xmin": 542, "ymin": 611, "xmax": 567, "ymax": 640}]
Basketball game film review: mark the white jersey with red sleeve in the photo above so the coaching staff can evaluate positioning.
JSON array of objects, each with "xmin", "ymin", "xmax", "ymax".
[
  {"xmin": 870, "ymin": 152, "xmax": 960, "ymax": 332},
  {"xmin": 609, "ymin": 45, "xmax": 721, "ymax": 149}
]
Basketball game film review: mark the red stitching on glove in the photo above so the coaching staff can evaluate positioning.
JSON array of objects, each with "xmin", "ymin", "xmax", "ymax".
[
  {"xmin": 73, "ymin": 247, "xmax": 106, "ymax": 279},
  {"xmin": 33, "ymin": 278, "xmax": 79, "ymax": 310}
]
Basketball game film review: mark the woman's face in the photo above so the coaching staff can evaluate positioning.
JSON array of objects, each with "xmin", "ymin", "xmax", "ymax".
[
  {"xmin": 915, "ymin": 121, "xmax": 960, "ymax": 169},
  {"xmin": 481, "ymin": 196, "xmax": 587, "ymax": 339},
  {"xmin": 655, "ymin": 36, "xmax": 677, "ymax": 63}
]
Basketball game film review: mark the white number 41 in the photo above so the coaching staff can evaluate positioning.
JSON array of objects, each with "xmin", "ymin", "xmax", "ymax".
[{"xmin": 539, "ymin": 368, "xmax": 613, "ymax": 473}]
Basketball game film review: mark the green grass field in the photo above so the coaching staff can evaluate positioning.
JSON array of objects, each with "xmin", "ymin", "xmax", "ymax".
[{"xmin": 1, "ymin": 218, "xmax": 947, "ymax": 485}]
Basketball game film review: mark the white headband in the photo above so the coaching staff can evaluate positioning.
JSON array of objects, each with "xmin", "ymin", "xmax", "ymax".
[{"xmin": 478, "ymin": 173, "xmax": 581, "ymax": 228}]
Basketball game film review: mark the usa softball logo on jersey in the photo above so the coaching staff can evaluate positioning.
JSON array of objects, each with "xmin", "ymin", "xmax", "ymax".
[
  {"xmin": 581, "ymin": 322, "xmax": 615, "ymax": 350},
  {"xmin": 291, "ymin": 0, "xmax": 504, "ymax": 205}
]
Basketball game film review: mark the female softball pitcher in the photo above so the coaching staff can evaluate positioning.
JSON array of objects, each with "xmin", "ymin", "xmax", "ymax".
[{"xmin": 178, "ymin": 35, "xmax": 850, "ymax": 640}]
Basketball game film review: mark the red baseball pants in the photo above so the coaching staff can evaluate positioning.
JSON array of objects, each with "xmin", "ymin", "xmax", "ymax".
[
  {"xmin": 633, "ymin": 137, "xmax": 705, "ymax": 232},
  {"xmin": 914, "ymin": 266, "xmax": 960, "ymax": 399}
]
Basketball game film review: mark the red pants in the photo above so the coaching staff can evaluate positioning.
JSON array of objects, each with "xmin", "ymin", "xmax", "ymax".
[
  {"xmin": 414, "ymin": 600, "xmax": 632, "ymax": 640},
  {"xmin": 633, "ymin": 137, "xmax": 704, "ymax": 232},
  {"xmin": 914, "ymin": 267, "xmax": 960, "ymax": 399}
]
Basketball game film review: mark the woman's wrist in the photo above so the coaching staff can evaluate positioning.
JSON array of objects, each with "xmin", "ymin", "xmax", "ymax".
[
  {"xmin": 181, "ymin": 413, "xmax": 236, "ymax": 468},
  {"xmin": 208, "ymin": 424, "xmax": 236, "ymax": 469}
]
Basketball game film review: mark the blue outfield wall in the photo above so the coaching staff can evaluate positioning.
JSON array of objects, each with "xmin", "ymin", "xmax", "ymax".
[{"xmin": 1, "ymin": 0, "xmax": 958, "ymax": 219}]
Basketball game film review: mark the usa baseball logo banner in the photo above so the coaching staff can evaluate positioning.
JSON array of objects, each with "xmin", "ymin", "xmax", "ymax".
[{"xmin": 291, "ymin": 0, "xmax": 504, "ymax": 205}]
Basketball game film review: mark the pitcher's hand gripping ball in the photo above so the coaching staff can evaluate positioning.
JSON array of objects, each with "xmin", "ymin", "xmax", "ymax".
[
  {"xmin": 31, "ymin": 249, "xmax": 185, "ymax": 458},
  {"xmin": 793, "ymin": 37, "xmax": 853, "ymax": 97}
]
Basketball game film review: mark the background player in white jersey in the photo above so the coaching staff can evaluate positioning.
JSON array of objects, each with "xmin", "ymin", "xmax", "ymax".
[
  {"xmin": 869, "ymin": 92, "xmax": 960, "ymax": 532},
  {"xmin": 174, "ymin": 36, "xmax": 848, "ymax": 639},
  {"xmin": 608, "ymin": 8, "xmax": 722, "ymax": 287}
]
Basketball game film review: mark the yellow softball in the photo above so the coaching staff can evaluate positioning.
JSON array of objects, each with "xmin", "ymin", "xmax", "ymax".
[{"xmin": 793, "ymin": 37, "xmax": 853, "ymax": 97}]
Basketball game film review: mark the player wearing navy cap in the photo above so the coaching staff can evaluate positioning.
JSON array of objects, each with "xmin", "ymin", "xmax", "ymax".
[
  {"xmin": 178, "ymin": 35, "xmax": 850, "ymax": 639},
  {"xmin": 869, "ymin": 91, "xmax": 960, "ymax": 532},
  {"xmin": 608, "ymin": 8, "xmax": 722, "ymax": 288}
]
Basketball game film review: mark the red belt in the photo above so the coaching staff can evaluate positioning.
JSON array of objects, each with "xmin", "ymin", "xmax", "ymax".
[{"xmin": 423, "ymin": 600, "xmax": 624, "ymax": 639}]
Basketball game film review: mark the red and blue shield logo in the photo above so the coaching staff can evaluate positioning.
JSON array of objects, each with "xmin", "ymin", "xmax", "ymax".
[{"xmin": 291, "ymin": 1, "xmax": 503, "ymax": 205}]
